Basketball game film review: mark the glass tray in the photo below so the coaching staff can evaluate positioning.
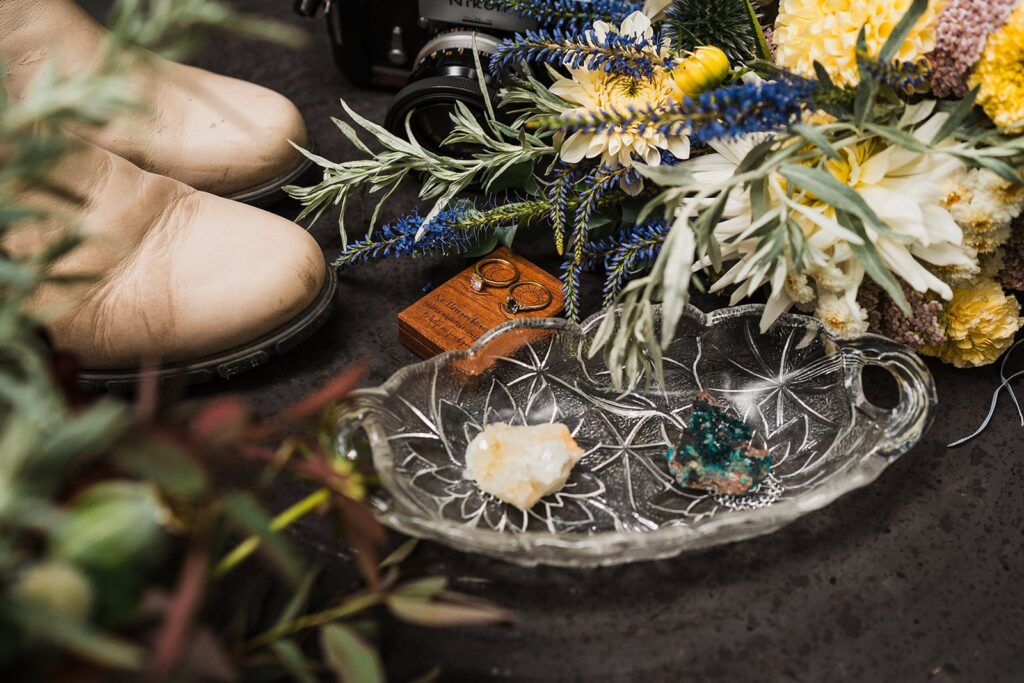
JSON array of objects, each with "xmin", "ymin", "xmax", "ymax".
[{"xmin": 339, "ymin": 305, "xmax": 937, "ymax": 567}]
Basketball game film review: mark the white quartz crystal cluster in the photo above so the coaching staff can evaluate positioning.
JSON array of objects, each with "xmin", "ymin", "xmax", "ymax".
[{"xmin": 464, "ymin": 422, "xmax": 585, "ymax": 511}]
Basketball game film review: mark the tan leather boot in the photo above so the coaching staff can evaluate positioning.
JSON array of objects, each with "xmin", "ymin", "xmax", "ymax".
[
  {"xmin": 6, "ymin": 137, "xmax": 334, "ymax": 388},
  {"xmin": 0, "ymin": 0, "xmax": 312, "ymax": 205}
]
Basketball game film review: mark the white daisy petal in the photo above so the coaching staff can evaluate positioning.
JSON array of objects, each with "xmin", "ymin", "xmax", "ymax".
[
  {"xmin": 667, "ymin": 136, "xmax": 691, "ymax": 160},
  {"xmin": 559, "ymin": 131, "xmax": 591, "ymax": 163}
]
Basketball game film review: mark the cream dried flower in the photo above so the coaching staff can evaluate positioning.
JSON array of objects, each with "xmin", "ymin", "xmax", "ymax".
[
  {"xmin": 816, "ymin": 291, "xmax": 870, "ymax": 338},
  {"xmin": 943, "ymin": 167, "xmax": 1024, "ymax": 254}
]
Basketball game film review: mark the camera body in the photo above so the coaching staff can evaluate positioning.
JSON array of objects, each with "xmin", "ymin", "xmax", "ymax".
[
  {"xmin": 326, "ymin": 0, "xmax": 533, "ymax": 87},
  {"xmin": 321, "ymin": 0, "xmax": 535, "ymax": 152}
]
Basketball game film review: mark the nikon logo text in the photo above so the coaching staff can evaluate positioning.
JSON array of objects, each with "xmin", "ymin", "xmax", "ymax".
[
  {"xmin": 448, "ymin": 0, "xmax": 501, "ymax": 9},
  {"xmin": 419, "ymin": 0, "xmax": 535, "ymax": 31}
]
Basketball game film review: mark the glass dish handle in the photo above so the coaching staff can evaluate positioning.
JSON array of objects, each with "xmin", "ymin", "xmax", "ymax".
[
  {"xmin": 334, "ymin": 390, "xmax": 387, "ymax": 462},
  {"xmin": 844, "ymin": 337, "xmax": 938, "ymax": 458}
]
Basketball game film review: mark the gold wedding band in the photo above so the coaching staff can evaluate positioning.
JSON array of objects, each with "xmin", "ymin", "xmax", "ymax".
[
  {"xmin": 469, "ymin": 258, "xmax": 520, "ymax": 291},
  {"xmin": 503, "ymin": 281, "xmax": 553, "ymax": 314}
]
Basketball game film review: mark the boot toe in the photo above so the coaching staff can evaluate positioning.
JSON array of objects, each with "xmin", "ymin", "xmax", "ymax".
[
  {"xmin": 176, "ymin": 68, "xmax": 311, "ymax": 195},
  {"xmin": 83, "ymin": 63, "xmax": 312, "ymax": 197},
  {"xmin": 14, "ymin": 143, "xmax": 328, "ymax": 372},
  {"xmin": 168, "ymin": 194, "xmax": 327, "ymax": 361}
]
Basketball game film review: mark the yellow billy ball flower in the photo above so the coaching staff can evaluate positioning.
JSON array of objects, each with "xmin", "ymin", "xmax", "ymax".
[
  {"xmin": 774, "ymin": 0, "xmax": 944, "ymax": 87},
  {"xmin": 969, "ymin": 3, "xmax": 1024, "ymax": 133},
  {"xmin": 922, "ymin": 278, "xmax": 1024, "ymax": 368},
  {"xmin": 672, "ymin": 46, "xmax": 731, "ymax": 99}
]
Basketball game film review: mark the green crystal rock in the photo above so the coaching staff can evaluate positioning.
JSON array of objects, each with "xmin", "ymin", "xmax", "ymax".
[{"xmin": 667, "ymin": 392, "xmax": 772, "ymax": 496}]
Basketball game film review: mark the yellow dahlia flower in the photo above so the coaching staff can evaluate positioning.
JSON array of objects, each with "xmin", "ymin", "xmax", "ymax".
[
  {"xmin": 774, "ymin": 0, "xmax": 945, "ymax": 87},
  {"xmin": 551, "ymin": 12, "xmax": 691, "ymax": 179},
  {"xmin": 969, "ymin": 3, "xmax": 1024, "ymax": 132},
  {"xmin": 922, "ymin": 278, "xmax": 1023, "ymax": 368}
]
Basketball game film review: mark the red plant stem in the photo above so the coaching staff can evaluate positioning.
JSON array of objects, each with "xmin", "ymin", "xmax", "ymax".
[
  {"xmin": 248, "ymin": 362, "xmax": 366, "ymax": 440},
  {"xmin": 148, "ymin": 528, "xmax": 211, "ymax": 680},
  {"xmin": 236, "ymin": 443, "xmax": 354, "ymax": 494},
  {"xmin": 133, "ymin": 358, "xmax": 161, "ymax": 424}
]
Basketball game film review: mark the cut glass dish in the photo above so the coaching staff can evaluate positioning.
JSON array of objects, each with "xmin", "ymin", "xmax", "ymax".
[{"xmin": 339, "ymin": 305, "xmax": 937, "ymax": 567}]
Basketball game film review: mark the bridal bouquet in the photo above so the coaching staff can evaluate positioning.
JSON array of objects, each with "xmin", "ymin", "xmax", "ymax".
[{"xmin": 290, "ymin": 0, "xmax": 1024, "ymax": 387}]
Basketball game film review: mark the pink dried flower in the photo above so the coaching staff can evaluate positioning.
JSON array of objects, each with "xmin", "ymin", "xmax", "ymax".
[
  {"xmin": 930, "ymin": 0, "xmax": 1018, "ymax": 97},
  {"xmin": 858, "ymin": 281, "xmax": 945, "ymax": 349},
  {"xmin": 998, "ymin": 217, "xmax": 1024, "ymax": 291},
  {"xmin": 762, "ymin": 24, "xmax": 777, "ymax": 61}
]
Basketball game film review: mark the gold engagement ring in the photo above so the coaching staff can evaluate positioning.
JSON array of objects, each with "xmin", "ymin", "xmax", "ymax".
[{"xmin": 469, "ymin": 258, "xmax": 520, "ymax": 292}]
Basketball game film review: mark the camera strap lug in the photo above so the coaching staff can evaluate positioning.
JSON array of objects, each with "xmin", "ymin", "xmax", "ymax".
[{"xmin": 293, "ymin": 0, "xmax": 331, "ymax": 20}]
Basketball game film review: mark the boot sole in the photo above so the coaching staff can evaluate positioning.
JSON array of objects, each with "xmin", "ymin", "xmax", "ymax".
[
  {"xmin": 223, "ymin": 138, "xmax": 320, "ymax": 208},
  {"xmin": 77, "ymin": 262, "xmax": 338, "ymax": 392}
]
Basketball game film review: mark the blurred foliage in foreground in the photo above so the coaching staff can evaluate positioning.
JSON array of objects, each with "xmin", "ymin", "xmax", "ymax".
[{"xmin": 0, "ymin": 2, "xmax": 507, "ymax": 680}]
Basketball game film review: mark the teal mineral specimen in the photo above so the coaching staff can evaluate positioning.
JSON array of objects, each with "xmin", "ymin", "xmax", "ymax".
[{"xmin": 667, "ymin": 392, "xmax": 771, "ymax": 496}]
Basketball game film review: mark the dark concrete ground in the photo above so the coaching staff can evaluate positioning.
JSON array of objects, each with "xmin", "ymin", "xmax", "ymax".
[{"xmin": 78, "ymin": 1, "xmax": 1024, "ymax": 680}]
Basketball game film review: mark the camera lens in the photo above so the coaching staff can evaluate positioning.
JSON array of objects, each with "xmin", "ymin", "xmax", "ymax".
[{"xmin": 384, "ymin": 32, "xmax": 501, "ymax": 157}]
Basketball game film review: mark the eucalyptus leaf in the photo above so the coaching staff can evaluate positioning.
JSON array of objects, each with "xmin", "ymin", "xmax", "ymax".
[
  {"xmin": 779, "ymin": 164, "xmax": 889, "ymax": 235},
  {"xmin": 17, "ymin": 606, "xmax": 144, "ymax": 670},
  {"xmin": 742, "ymin": 0, "xmax": 773, "ymax": 62},
  {"xmin": 386, "ymin": 595, "xmax": 509, "ymax": 627},
  {"xmin": 523, "ymin": 173, "xmax": 541, "ymax": 197},
  {"xmin": 879, "ymin": 0, "xmax": 929, "ymax": 63},
  {"xmin": 223, "ymin": 492, "xmax": 305, "ymax": 585},
  {"xmin": 321, "ymin": 624, "xmax": 385, "ymax": 683},
  {"xmin": 108, "ymin": 435, "xmax": 208, "ymax": 500},
  {"xmin": 463, "ymin": 234, "xmax": 499, "ymax": 258},
  {"xmin": 812, "ymin": 61, "xmax": 834, "ymax": 90},
  {"xmin": 485, "ymin": 158, "xmax": 535, "ymax": 193},
  {"xmin": 495, "ymin": 224, "xmax": 519, "ymax": 248},
  {"xmin": 271, "ymin": 640, "xmax": 319, "ymax": 683},
  {"xmin": 863, "ymin": 122, "xmax": 930, "ymax": 153},
  {"xmin": 931, "ymin": 87, "xmax": 979, "ymax": 144},
  {"xmin": 392, "ymin": 577, "xmax": 447, "ymax": 600},
  {"xmin": 50, "ymin": 481, "xmax": 168, "ymax": 572},
  {"xmin": 379, "ymin": 538, "xmax": 418, "ymax": 569},
  {"xmin": 969, "ymin": 155, "xmax": 1024, "ymax": 186},
  {"xmin": 792, "ymin": 123, "xmax": 841, "ymax": 160},
  {"xmin": 635, "ymin": 164, "xmax": 696, "ymax": 187},
  {"xmin": 330, "ymin": 117, "xmax": 374, "ymax": 157}
]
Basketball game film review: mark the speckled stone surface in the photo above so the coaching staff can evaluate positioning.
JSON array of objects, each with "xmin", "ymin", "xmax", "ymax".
[{"xmin": 81, "ymin": 1, "xmax": 1024, "ymax": 680}]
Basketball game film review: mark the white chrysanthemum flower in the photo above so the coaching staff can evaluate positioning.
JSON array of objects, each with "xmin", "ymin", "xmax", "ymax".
[
  {"xmin": 683, "ymin": 101, "xmax": 977, "ymax": 335},
  {"xmin": 551, "ymin": 11, "xmax": 691, "ymax": 186}
]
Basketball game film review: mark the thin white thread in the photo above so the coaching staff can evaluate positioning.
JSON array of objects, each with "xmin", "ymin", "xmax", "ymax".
[{"xmin": 948, "ymin": 339, "xmax": 1024, "ymax": 448}]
